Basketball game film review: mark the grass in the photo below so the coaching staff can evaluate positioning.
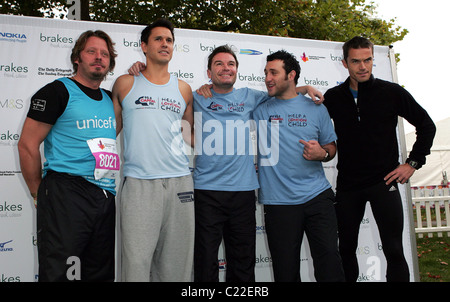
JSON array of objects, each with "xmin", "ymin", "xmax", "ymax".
[{"xmin": 416, "ymin": 233, "xmax": 450, "ymax": 282}]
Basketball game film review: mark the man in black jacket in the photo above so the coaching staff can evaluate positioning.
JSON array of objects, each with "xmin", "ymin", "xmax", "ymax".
[{"xmin": 324, "ymin": 36, "xmax": 436, "ymax": 282}]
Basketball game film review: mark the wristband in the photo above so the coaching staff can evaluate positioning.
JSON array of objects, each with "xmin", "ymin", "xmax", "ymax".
[{"xmin": 322, "ymin": 150, "xmax": 330, "ymax": 162}]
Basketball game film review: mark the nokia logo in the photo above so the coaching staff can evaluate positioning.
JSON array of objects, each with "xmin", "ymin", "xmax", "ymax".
[{"xmin": 0, "ymin": 32, "xmax": 27, "ymax": 39}]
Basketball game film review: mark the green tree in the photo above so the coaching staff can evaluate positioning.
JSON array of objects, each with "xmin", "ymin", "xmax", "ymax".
[
  {"xmin": 0, "ymin": 0, "xmax": 408, "ymax": 46},
  {"xmin": 0, "ymin": 0, "xmax": 66, "ymax": 18}
]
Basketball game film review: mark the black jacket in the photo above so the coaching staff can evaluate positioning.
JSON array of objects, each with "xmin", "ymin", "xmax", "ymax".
[{"xmin": 323, "ymin": 75, "xmax": 436, "ymax": 191}]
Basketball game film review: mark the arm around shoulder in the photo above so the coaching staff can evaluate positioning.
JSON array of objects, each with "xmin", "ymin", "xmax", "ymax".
[
  {"xmin": 111, "ymin": 74, "xmax": 134, "ymax": 135},
  {"xmin": 179, "ymin": 80, "xmax": 194, "ymax": 147}
]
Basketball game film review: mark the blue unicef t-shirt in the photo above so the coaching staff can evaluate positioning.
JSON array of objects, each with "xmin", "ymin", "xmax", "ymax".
[
  {"xmin": 43, "ymin": 77, "xmax": 117, "ymax": 194},
  {"xmin": 193, "ymin": 87, "xmax": 268, "ymax": 191},
  {"xmin": 253, "ymin": 94, "xmax": 337, "ymax": 205}
]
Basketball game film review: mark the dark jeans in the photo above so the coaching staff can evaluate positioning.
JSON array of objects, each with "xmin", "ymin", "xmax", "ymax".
[
  {"xmin": 335, "ymin": 181, "xmax": 410, "ymax": 282},
  {"xmin": 37, "ymin": 171, "xmax": 116, "ymax": 282},
  {"xmin": 264, "ymin": 188, "xmax": 345, "ymax": 282},
  {"xmin": 194, "ymin": 189, "xmax": 256, "ymax": 282}
]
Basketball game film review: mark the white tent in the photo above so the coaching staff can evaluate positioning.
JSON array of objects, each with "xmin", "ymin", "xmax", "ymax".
[{"xmin": 405, "ymin": 117, "xmax": 450, "ymax": 187}]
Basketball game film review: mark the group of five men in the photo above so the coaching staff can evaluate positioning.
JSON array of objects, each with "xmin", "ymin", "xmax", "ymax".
[{"xmin": 18, "ymin": 18, "xmax": 435, "ymax": 282}]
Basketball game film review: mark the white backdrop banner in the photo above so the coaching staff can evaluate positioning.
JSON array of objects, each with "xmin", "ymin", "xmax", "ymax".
[{"xmin": 0, "ymin": 14, "xmax": 417, "ymax": 282}]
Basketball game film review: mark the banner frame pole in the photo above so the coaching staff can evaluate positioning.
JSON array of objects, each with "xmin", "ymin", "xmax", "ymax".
[{"xmin": 389, "ymin": 46, "xmax": 420, "ymax": 282}]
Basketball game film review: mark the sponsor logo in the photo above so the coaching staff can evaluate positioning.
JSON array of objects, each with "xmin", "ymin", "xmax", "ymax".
[
  {"xmin": 255, "ymin": 254, "xmax": 272, "ymax": 267},
  {"xmin": 135, "ymin": 96, "xmax": 157, "ymax": 108},
  {"xmin": 123, "ymin": 38, "xmax": 190, "ymax": 53},
  {"xmin": 303, "ymin": 77, "xmax": 329, "ymax": 87},
  {"xmin": 98, "ymin": 140, "xmax": 106, "ymax": 150},
  {"xmin": 300, "ymin": 52, "xmax": 309, "ymax": 62},
  {"xmin": 161, "ymin": 98, "xmax": 182, "ymax": 113},
  {"xmin": 0, "ymin": 31, "xmax": 27, "ymax": 43},
  {"xmin": 170, "ymin": 69, "xmax": 194, "ymax": 79},
  {"xmin": 227, "ymin": 102, "xmax": 245, "ymax": 112},
  {"xmin": 0, "ymin": 201, "xmax": 23, "ymax": 218},
  {"xmin": 240, "ymin": 49, "xmax": 263, "ymax": 55},
  {"xmin": 123, "ymin": 38, "xmax": 140, "ymax": 48},
  {"xmin": 330, "ymin": 53, "xmax": 343, "ymax": 62},
  {"xmin": 0, "ymin": 240, "xmax": 13, "ymax": 252},
  {"xmin": 238, "ymin": 73, "xmax": 265, "ymax": 82},
  {"xmin": 135, "ymin": 96, "xmax": 182, "ymax": 113},
  {"xmin": 39, "ymin": 33, "xmax": 73, "ymax": 44},
  {"xmin": 207, "ymin": 101, "xmax": 224, "ymax": 111},
  {"xmin": 0, "ymin": 131, "xmax": 20, "ymax": 144},
  {"xmin": 301, "ymin": 52, "xmax": 326, "ymax": 61},
  {"xmin": 287, "ymin": 113, "xmax": 307, "ymax": 127},
  {"xmin": 269, "ymin": 114, "xmax": 283, "ymax": 124},
  {"xmin": 0, "ymin": 274, "xmax": 20, "ymax": 282},
  {"xmin": 0, "ymin": 98, "xmax": 24, "ymax": 110},
  {"xmin": 76, "ymin": 116, "xmax": 116, "ymax": 130},
  {"xmin": 200, "ymin": 43, "xmax": 218, "ymax": 52},
  {"xmin": 31, "ymin": 99, "xmax": 46, "ymax": 112},
  {"xmin": 218, "ymin": 258, "xmax": 227, "ymax": 270},
  {"xmin": 0, "ymin": 63, "xmax": 28, "ymax": 73},
  {"xmin": 178, "ymin": 191, "xmax": 194, "ymax": 203},
  {"xmin": 0, "ymin": 62, "xmax": 28, "ymax": 79},
  {"xmin": 173, "ymin": 44, "xmax": 190, "ymax": 53},
  {"xmin": 256, "ymin": 225, "xmax": 266, "ymax": 234},
  {"xmin": 37, "ymin": 67, "xmax": 72, "ymax": 77}
]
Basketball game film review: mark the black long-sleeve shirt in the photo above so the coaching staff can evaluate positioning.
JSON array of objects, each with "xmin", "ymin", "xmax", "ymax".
[{"xmin": 323, "ymin": 75, "xmax": 436, "ymax": 191}]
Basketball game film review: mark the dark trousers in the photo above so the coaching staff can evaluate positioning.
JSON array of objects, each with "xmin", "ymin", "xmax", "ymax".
[
  {"xmin": 194, "ymin": 189, "xmax": 256, "ymax": 282},
  {"xmin": 37, "ymin": 171, "xmax": 116, "ymax": 282},
  {"xmin": 335, "ymin": 181, "xmax": 410, "ymax": 282},
  {"xmin": 264, "ymin": 188, "xmax": 345, "ymax": 282}
]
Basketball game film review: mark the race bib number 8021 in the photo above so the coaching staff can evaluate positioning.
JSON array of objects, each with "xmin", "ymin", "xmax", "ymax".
[{"xmin": 87, "ymin": 138, "xmax": 120, "ymax": 180}]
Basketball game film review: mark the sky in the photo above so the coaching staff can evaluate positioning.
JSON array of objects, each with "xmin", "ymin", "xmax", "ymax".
[{"xmin": 371, "ymin": 0, "xmax": 450, "ymax": 133}]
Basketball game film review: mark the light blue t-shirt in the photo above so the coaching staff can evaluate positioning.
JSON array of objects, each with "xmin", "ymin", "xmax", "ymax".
[
  {"xmin": 193, "ymin": 87, "xmax": 268, "ymax": 191},
  {"xmin": 253, "ymin": 94, "xmax": 337, "ymax": 205},
  {"xmin": 121, "ymin": 73, "xmax": 190, "ymax": 179},
  {"xmin": 43, "ymin": 77, "xmax": 117, "ymax": 194}
]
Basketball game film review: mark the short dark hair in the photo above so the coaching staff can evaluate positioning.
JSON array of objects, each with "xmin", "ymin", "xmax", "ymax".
[
  {"xmin": 342, "ymin": 36, "xmax": 374, "ymax": 62},
  {"xmin": 266, "ymin": 50, "xmax": 300, "ymax": 85},
  {"xmin": 70, "ymin": 30, "xmax": 117, "ymax": 74},
  {"xmin": 207, "ymin": 45, "xmax": 239, "ymax": 70},
  {"xmin": 140, "ymin": 18, "xmax": 175, "ymax": 44}
]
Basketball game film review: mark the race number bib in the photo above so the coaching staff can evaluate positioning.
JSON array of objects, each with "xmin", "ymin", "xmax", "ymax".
[{"xmin": 87, "ymin": 138, "xmax": 120, "ymax": 180}]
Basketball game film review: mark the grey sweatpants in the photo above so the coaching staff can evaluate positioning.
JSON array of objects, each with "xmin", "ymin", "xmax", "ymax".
[{"xmin": 120, "ymin": 175, "xmax": 195, "ymax": 282}]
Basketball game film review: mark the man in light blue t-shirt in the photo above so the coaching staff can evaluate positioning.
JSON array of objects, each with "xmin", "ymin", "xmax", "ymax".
[
  {"xmin": 252, "ymin": 50, "xmax": 345, "ymax": 282},
  {"xmin": 193, "ymin": 45, "xmax": 323, "ymax": 282}
]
